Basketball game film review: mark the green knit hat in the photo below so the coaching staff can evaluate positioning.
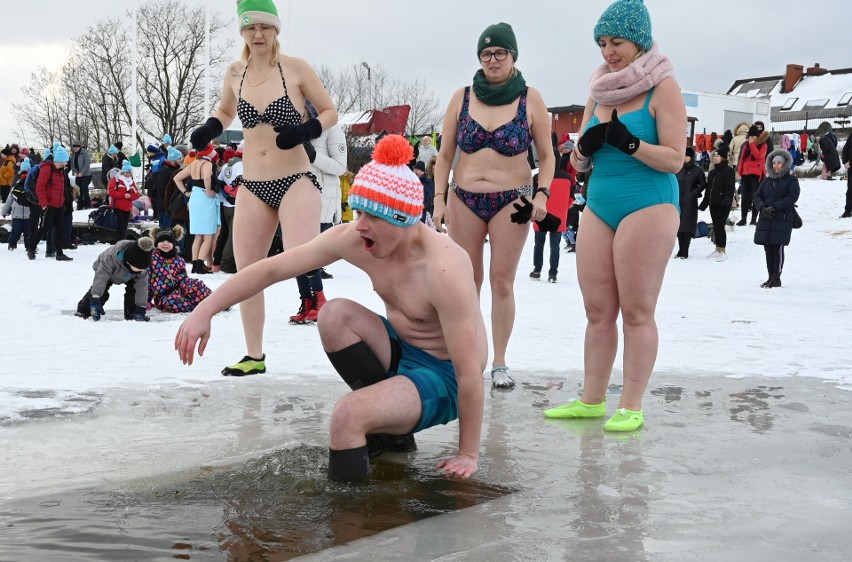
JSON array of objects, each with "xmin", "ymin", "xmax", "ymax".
[
  {"xmin": 594, "ymin": 0, "xmax": 653, "ymax": 52},
  {"xmin": 477, "ymin": 22, "xmax": 518, "ymax": 62},
  {"xmin": 237, "ymin": 0, "xmax": 281, "ymax": 34}
]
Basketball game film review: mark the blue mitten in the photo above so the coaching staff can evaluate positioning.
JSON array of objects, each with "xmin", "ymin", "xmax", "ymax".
[{"xmin": 90, "ymin": 297, "xmax": 105, "ymax": 322}]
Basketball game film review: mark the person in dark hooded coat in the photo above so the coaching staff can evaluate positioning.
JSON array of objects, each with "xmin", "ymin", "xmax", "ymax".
[
  {"xmin": 674, "ymin": 147, "xmax": 705, "ymax": 258},
  {"xmin": 818, "ymin": 131, "xmax": 840, "ymax": 179},
  {"xmin": 753, "ymin": 149, "xmax": 800, "ymax": 288}
]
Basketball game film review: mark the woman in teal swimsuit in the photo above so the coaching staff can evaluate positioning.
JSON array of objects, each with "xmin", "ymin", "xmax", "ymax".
[
  {"xmin": 543, "ymin": 0, "xmax": 686, "ymax": 431},
  {"xmin": 189, "ymin": 0, "xmax": 337, "ymax": 376},
  {"xmin": 433, "ymin": 22, "xmax": 555, "ymax": 389}
]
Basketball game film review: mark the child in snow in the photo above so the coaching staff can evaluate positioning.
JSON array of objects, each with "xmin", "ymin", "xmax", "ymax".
[
  {"xmin": 1, "ymin": 158, "xmax": 32, "ymax": 250},
  {"xmin": 75, "ymin": 236, "xmax": 155, "ymax": 321},
  {"xmin": 147, "ymin": 226, "xmax": 212, "ymax": 313}
]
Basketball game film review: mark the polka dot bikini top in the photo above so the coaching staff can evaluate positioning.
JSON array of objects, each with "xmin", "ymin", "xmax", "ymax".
[{"xmin": 237, "ymin": 63, "xmax": 302, "ymax": 129}]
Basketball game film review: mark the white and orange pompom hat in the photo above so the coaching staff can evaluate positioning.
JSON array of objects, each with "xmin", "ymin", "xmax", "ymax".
[{"xmin": 348, "ymin": 135, "xmax": 424, "ymax": 227}]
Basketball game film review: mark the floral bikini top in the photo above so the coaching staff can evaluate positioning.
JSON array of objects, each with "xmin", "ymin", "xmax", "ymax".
[
  {"xmin": 237, "ymin": 63, "xmax": 302, "ymax": 129},
  {"xmin": 456, "ymin": 86, "xmax": 532, "ymax": 157}
]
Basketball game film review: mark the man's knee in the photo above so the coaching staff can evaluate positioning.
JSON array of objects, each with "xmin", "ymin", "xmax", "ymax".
[{"xmin": 326, "ymin": 340, "xmax": 391, "ymax": 390}]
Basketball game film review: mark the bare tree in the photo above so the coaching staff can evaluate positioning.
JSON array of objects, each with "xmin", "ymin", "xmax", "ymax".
[
  {"xmin": 11, "ymin": 1, "xmax": 233, "ymax": 152},
  {"xmin": 317, "ymin": 63, "xmax": 441, "ymax": 136}
]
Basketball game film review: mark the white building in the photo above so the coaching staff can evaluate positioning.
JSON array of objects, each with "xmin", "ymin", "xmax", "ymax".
[{"xmin": 682, "ymin": 88, "xmax": 771, "ymax": 136}]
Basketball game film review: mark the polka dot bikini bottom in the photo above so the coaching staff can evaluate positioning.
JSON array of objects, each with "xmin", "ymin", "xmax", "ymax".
[{"xmin": 233, "ymin": 172, "xmax": 321, "ymax": 209}]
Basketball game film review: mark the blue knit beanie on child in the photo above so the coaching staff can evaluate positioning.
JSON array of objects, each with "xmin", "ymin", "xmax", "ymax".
[
  {"xmin": 52, "ymin": 142, "xmax": 70, "ymax": 163},
  {"xmin": 594, "ymin": 0, "xmax": 653, "ymax": 52},
  {"xmin": 121, "ymin": 160, "xmax": 133, "ymax": 173},
  {"xmin": 162, "ymin": 134, "xmax": 173, "ymax": 144},
  {"xmin": 20, "ymin": 157, "xmax": 31, "ymax": 172},
  {"xmin": 166, "ymin": 146, "xmax": 182, "ymax": 162}
]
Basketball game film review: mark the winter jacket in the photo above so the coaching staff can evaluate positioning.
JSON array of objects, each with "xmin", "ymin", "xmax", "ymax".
[
  {"xmin": 699, "ymin": 162, "xmax": 735, "ymax": 210},
  {"xmin": 218, "ymin": 157, "xmax": 242, "ymax": 206},
  {"xmin": 1, "ymin": 179, "xmax": 31, "ymax": 219},
  {"xmin": 754, "ymin": 149, "xmax": 800, "ymax": 247},
  {"xmin": 340, "ymin": 172, "xmax": 354, "ymax": 222},
  {"xmin": 532, "ymin": 172, "xmax": 573, "ymax": 233},
  {"xmin": 148, "ymin": 250, "xmax": 211, "ymax": 313},
  {"xmin": 164, "ymin": 175, "xmax": 189, "ymax": 221},
  {"xmin": 35, "ymin": 162, "xmax": 65, "ymax": 209},
  {"xmin": 311, "ymin": 124, "xmax": 348, "ymax": 224},
  {"xmin": 737, "ymin": 133, "xmax": 770, "ymax": 179},
  {"xmin": 842, "ymin": 133, "xmax": 852, "ymax": 165},
  {"xmin": 108, "ymin": 175, "xmax": 140, "ymax": 212},
  {"xmin": 0, "ymin": 156, "xmax": 15, "ymax": 187},
  {"xmin": 71, "ymin": 148, "xmax": 91, "ymax": 177},
  {"xmin": 818, "ymin": 135, "xmax": 841, "ymax": 173},
  {"xmin": 676, "ymin": 160, "xmax": 706, "ymax": 235},
  {"xmin": 90, "ymin": 240, "xmax": 149, "ymax": 307},
  {"xmin": 416, "ymin": 144, "xmax": 438, "ymax": 167},
  {"xmin": 101, "ymin": 154, "xmax": 115, "ymax": 186},
  {"xmin": 148, "ymin": 161, "xmax": 180, "ymax": 214},
  {"xmin": 728, "ymin": 122, "xmax": 750, "ymax": 173}
]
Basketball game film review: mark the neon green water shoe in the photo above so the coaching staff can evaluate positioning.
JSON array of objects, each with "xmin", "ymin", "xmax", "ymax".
[
  {"xmin": 221, "ymin": 354, "xmax": 266, "ymax": 376},
  {"xmin": 603, "ymin": 408, "xmax": 644, "ymax": 431},
  {"xmin": 543, "ymin": 399, "xmax": 606, "ymax": 419}
]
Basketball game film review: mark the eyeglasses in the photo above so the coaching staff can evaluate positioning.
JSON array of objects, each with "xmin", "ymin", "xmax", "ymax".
[{"xmin": 479, "ymin": 49, "xmax": 510, "ymax": 62}]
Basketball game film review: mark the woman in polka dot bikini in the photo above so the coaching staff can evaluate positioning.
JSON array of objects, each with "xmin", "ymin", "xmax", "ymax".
[{"xmin": 189, "ymin": 0, "xmax": 338, "ymax": 376}]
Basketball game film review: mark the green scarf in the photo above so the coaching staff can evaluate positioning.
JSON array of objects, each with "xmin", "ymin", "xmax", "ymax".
[{"xmin": 472, "ymin": 68, "xmax": 527, "ymax": 106}]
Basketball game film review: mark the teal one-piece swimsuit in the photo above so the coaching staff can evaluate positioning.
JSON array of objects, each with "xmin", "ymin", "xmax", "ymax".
[{"xmin": 585, "ymin": 87, "xmax": 679, "ymax": 230}]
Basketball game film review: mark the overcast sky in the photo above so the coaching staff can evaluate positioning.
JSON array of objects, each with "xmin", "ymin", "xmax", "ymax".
[{"xmin": 2, "ymin": 0, "xmax": 848, "ymax": 146}]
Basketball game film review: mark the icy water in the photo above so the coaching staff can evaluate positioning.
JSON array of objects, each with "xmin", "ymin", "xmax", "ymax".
[
  {"xmin": 2, "ymin": 371, "xmax": 852, "ymax": 561},
  {"xmin": 1, "ymin": 446, "xmax": 513, "ymax": 560}
]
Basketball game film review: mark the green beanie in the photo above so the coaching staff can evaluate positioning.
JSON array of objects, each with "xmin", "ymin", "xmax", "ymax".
[
  {"xmin": 237, "ymin": 0, "xmax": 281, "ymax": 34},
  {"xmin": 594, "ymin": 0, "xmax": 652, "ymax": 52},
  {"xmin": 477, "ymin": 22, "xmax": 518, "ymax": 62}
]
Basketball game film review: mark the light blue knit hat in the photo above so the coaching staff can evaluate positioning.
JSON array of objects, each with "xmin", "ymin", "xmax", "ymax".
[
  {"xmin": 52, "ymin": 142, "xmax": 70, "ymax": 163},
  {"xmin": 20, "ymin": 157, "xmax": 31, "ymax": 172},
  {"xmin": 594, "ymin": 0, "xmax": 653, "ymax": 52},
  {"xmin": 166, "ymin": 146, "xmax": 182, "ymax": 162},
  {"xmin": 121, "ymin": 160, "xmax": 133, "ymax": 173},
  {"xmin": 108, "ymin": 145, "xmax": 118, "ymax": 155},
  {"xmin": 162, "ymin": 134, "xmax": 173, "ymax": 144}
]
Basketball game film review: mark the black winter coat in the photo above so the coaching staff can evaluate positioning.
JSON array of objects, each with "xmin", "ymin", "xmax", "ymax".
[
  {"xmin": 819, "ymin": 135, "xmax": 840, "ymax": 173},
  {"xmin": 754, "ymin": 149, "xmax": 800, "ymax": 246},
  {"xmin": 147, "ymin": 162, "xmax": 179, "ymax": 215},
  {"xmin": 676, "ymin": 161, "xmax": 705, "ymax": 235},
  {"xmin": 699, "ymin": 162, "xmax": 736, "ymax": 210},
  {"xmin": 842, "ymin": 133, "xmax": 852, "ymax": 166}
]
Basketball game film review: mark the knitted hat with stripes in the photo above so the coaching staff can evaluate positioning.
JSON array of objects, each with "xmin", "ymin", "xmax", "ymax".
[{"xmin": 349, "ymin": 135, "xmax": 424, "ymax": 227}]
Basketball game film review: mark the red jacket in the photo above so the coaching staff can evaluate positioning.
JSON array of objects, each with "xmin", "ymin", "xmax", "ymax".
[
  {"xmin": 738, "ymin": 135, "xmax": 769, "ymax": 179},
  {"xmin": 108, "ymin": 175, "xmax": 140, "ymax": 212},
  {"xmin": 36, "ymin": 162, "xmax": 65, "ymax": 208},
  {"xmin": 533, "ymin": 175, "xmax": 573, "ymax": 233}
]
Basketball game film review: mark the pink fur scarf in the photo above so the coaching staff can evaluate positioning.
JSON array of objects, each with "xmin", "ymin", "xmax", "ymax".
[{"xmin": 589, "ymin": 42, "xmax": 676, "ymax": 106}]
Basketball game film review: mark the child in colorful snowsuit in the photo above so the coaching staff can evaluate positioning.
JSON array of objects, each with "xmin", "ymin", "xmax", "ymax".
[{"xmin": 147, "ymin": 226, "xmax": 212, "ymax": 313}]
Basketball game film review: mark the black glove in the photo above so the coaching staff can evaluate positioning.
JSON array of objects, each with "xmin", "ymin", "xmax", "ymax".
[
  {"xmin": 189, "ymin": 117, "xmax": 224, "ymax": 151},
  {"xmin": 127, "ymin": 306, "xmax": 150, "ymax": 322},
  {"xmin": 761, "ymin": 206, "xmax": 775, "ymax": 219},
  {"xmin": 303, "ymin": 142, "xmax": 317, "ymax": 163},
  {"xmin": 510, "ymin": 196, "xmax": 533, "ymax": 224},
  {"xmin": 275, "ymin": 118, "xmax": 322, "ymax": 151},
  {"xmin": 536, "ymin": 213, "xmax": 562, "ymax": 232},
  {"xmin": 605, "ymin": 109, "xmax": 640, "ymax": 155},
  {"xmin": 577, "ymin": 122, "xmax": 608, "ymax": 158},
  {"xmin": 690, "ymin": 188, "xmax": 703, "ymax": 199},
  {"xmin": 89, "ymin": 297, "xmax": 105, "ymax": 322}
]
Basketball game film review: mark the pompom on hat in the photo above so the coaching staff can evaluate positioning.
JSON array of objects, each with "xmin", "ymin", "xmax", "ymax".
[
  {"xmin": 594, "ymin": 0, "xmax": 653, "ymax": 52},
  {"xmin": 151, "ymin": 225, "xmax": 184, "ymax": 246},
  {"xmin": 124, "ymin": 236, "xmax": 155, "ymax": 270},
  {"xmin": 348, "ymin": 135, "xmax": 424, "ymax": 227},
  {"xmin": 237, "ymin": 0, "xmax": 281, "ymax": 34}
]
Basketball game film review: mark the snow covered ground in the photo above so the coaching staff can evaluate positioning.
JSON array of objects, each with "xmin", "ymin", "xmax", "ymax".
[{"xmin": 0, "ymin": 176, "xmax": 850, "ymax": 479}]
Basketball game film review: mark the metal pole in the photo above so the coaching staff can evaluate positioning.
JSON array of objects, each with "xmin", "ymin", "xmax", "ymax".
[
  {"xmin": 131, "ymin": 1, "xmax": 138, "ymax": 157},
  {"xmin": 204, "ymin": 9, "xmax": 210, "ymax": 118}
]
